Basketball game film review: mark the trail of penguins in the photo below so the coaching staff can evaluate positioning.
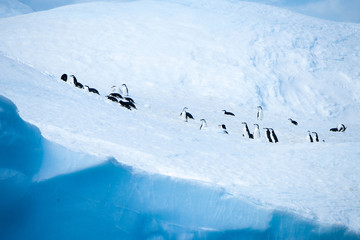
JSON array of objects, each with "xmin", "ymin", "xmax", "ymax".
[
  {"xmin": 181, "ymin": 106, "xmax": 347, "ymax": 143},
  {"xmin": 60, "ymin": 74, "xmax": 136, "ymax": 110},
  {"xmin": 60, "ymin": 73, "xmax": 347, "ymax": 143}
]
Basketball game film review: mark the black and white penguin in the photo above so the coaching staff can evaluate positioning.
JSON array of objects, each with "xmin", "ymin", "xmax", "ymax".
[
  {"xmin": 180, "ymin": 107, "xmax": 194, "ymax": 122},
  {"xmin": 112, "ymin": 86, "xmax": 121, "ymax": 94},
  {"xmin": 330, "ymin": 128, "xmax": 339, "ymax": 132},
  {"xmin": 106, "ymin": 95, "xmax": 119, "ymax": 103},
  {"xmin": 288, "ymin": 118, "xmax": 298, "ymax": 126},
  {"xmin": 269, "ymin": 128, "xmax": 279, "ymax": 143},
  {"xmin": 242, "ymin": 122, "xmax": 254, "ymax": 139},
  {"xmin": 222, "ymin": 110, "xmax": 235, "ymax": 116},
  {"xmin": 253, "ymin": 124, "xmax": 260, "ymax": 139},
  {"xmin": 263, "ymin": 128, "xmax": 273, "ymax": 143},
  {"xmin": 200, "ymin": 119, "xmax": 207, "ymax": 130},
  {"xmin": 119, "ymin": 100, "xmax": 136, "ymax": 110},
  {"xmin": 122, "ymin": 84, "xmax": 129, "ymax": 96},
  {"xmin": 257, "ymin": 106, "xmax": 263, "ymax": 121},
  {"xmin": 70, "ymin": 75, "xmax": 83, "ymax": 89},
  {"xmin": 312, "ymin": 132, "xmax": 319, "ymax": 142},
  {"xmin": 61, "ymin": 74, "xmax": 67, "ymax": 82},
  {"xmin": 109, "ymin": 93, "xmax": 123, "ymax": 99},
  {"xmin": 124, "ymin": 97, "xmax": 135, "ymax": 104},
  {"xmin": 306, "ymin": 130, "xmax": 313, "ymax": 142},
  {"xmin": 337, "ymin": 124, "xmax": 346, "ymax": 132},
  {"xmin": 219, "ymin": 124, "xmax": 228, "ymax": 134},
  {"xmin": 84, "ymin": 85, "xmax": 100, "ymax": 95}
]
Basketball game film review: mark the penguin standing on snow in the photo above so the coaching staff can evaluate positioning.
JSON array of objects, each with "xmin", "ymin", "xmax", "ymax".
[
  {"xmin": 337, "ymin": 124, "xmax": 346, "ymax": 132},
  {"xmin": 253, "ymin": 124, "xmax": 260, "ymax": 139},
  {"xmin": 180, "ymin": 107, "xmax": 194, "ymax": 122},
  {"xmin": 61, "ymin": 74, "xmax": 67, "ymax": 82},
  {"xmin": 70, "ymin": 75, "xmax": 83, "ymax": 89},
  {"xmin": 112, "ymin": 85, "xmax": 121, "ymax": 94},
  {"xmin": 84, "ymin": 85, "xmax": 100, "ymax": 95},
  {"xmin": 109, "ymin": 92, "xmax": 123, "ymax": 99},
  {"xmin": 288, "ymin": 118, "xmax": 298, "ymax": 126},
  {"xmin": 119, "ymin": 100, "xmax": 136, "ymax": 110},
  {"xmin": 200, "ymin": 119, "xmax": 207, "ymax": 130},
  {"xmin": 222, "ymin": 110, "xmax": 235, "ymax": 116},
  {"xmin": 106, "ymin": 95, "xmax": 119, "ymax": 103},
  {"xmin": 306, "ymin": 130, "xmax": 313, "ymax": 142},
  {"xmin": 269, "ymin": 128, "xmax": 279, "ymax": 143},
  {"xmin": 242, "ymin": 122, "xmax": 253, "ymax": 139},
  {"xmin": 263, "ymin": 128, "xmax": 273, "ymax": 143},
  {"xmin": 257, "ymin": 106, "xmax": 263, "ymax": 121},
  {"xmin": 312, "ymin": 132, "xmax": 319, "ymax": 142},
  {"xmin": 219, "ymin": 124, "xmax": 228, "ymax": 134},
  {"xmin": 121, "ymin": 84, "xmax": 129, "ymax": 96}
]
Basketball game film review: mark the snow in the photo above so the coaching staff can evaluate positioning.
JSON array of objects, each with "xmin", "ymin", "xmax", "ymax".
[{"xmin": 0, "ymin": 0, "xmax": 360, "ymax": 238}]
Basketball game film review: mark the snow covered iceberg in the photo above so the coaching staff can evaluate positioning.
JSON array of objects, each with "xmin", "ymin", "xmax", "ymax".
[{"xmin": 0, "ymin": 95, "xmax": 358, "ymax": 239}]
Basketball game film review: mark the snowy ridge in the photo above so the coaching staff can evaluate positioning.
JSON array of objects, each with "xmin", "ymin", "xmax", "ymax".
[{"xmin": 0, "ymin": 0, "xmax": 360, "ymax": 236}]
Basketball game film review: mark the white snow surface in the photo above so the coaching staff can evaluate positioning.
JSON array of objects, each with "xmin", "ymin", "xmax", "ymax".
[{"xmin": 0, "ymin": 0, "xmax": 360, "ymax": 233}]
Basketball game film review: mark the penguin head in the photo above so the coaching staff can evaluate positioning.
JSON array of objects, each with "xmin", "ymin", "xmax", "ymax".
[
  {"xmin": 200, "ymin": 119, "xmax": 206, "ymax": 123},
  {"xmin": 183, "ymin": 107, "xmax": 188, "ymax": 111},
  {"xmin": 257, "ymin": 106, "xmax": 262, "ymax": 110},
  {"xmin": 254, "ymin": 124, "xmax": 259, "ymax": 127},
  {"xmin": 241, "ymin": 122, "xmax": 247, "ymax": 125},
  {"xmin": 219, "ymin": 124, "xmax": 226, "ymax": 129}
]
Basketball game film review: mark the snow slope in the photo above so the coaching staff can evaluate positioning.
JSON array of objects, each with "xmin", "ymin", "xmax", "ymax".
[
  {"xmin": 0, "ymin": 0, "xmax": 360, "ymax": 236},
  {"xmin": 0, "ymin": 95, "xmax": 357, "ymax": 239}
]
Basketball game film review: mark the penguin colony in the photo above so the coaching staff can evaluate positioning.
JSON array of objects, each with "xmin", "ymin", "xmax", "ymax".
[
  {"xmin": 60, "ymin": 73, "xmax": 136, "ymax": 110},
  {"xmin": 60, "ymin": 74, "xmax": 347, "ymax": 142},
  {"xmin": 179, "ymin": 105, "xmax": 346, "ymax": 143}
]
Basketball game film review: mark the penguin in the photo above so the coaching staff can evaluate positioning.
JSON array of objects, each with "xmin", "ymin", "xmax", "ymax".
[
  {"xmin": 200, "ymin": 119, "xmax": 207, "ymax": 130},
  {"xmin": 253, "ymin": 124, "xmax": 260, "ymax": 139},
  {"xmin": 222, "ymin": 110, "xmax": 235, "ymax": 116},
  {"xmin": 61, "ymin": 74, "xmax": 67, "ymax": 82},
  {"xmin": 119, "ymin": 100, "xmax": 136, "ymax": 110},
  {"xmin": 219, "ymin": 124, "xmax": 228, "ymax": 134},
  {"xmin": 106, "ymin": 95, "xmax": 118, "ymax": 103},
  {"xmin": 288, "ymin": 118, "xmax": 298, "ymax": 126},
  {"xmin": 70, "ymin": 75, "xmax": 83, "ymax": 89},
  {"xmin": 330, "ymin": 127, "xmax": 339, "ymax": 132},
  {"xmin": 242, "ymin": 122, "xmax": 254, "ymax": 139},
  {"xmin": 306, "ymin": 130, "xmax": 313, "ymax": 142},
  {"xmin": 312, "ymin": 132, "xmax": 319, "ymax": 142},
  {"xmin": 84, "ymin": 85, "xmax": 100, "ymax": 95},
  {"xmin": 257, "ymin": 106, "xmax": 263, "ymax": 121},
  {"xmin": 109, "ymin": 93, "xmax": 123, "ymax": 99},
  {"xmin": 121, "ymin": 84, "xmax": 129, "ymax": 96},
  {"xmin": 263, "ymin": 128, "xmax": 272, "ymax": 143},
  {"xmin": 269, "ymin": 128, "xmax": 279, "ymax": 143},
  {"xmin": 337, "ymin": 124, "xmax": 346, "ymax": 132},
  {"xmin": 180, "ymin": 107, "xmax": 194, "ymax": 122},
  {"xmin": 124, "ymin": 97, "xmax": 135, "ymax": 104},
  {"xmin": 112, "ymin": 85, "xmax": 121, "ymax": 94}
]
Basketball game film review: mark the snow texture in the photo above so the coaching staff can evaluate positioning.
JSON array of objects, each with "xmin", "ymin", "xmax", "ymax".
[{"xmin": 0, "ymin": 0, "xmax": 360, "ymax": 238}]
